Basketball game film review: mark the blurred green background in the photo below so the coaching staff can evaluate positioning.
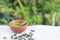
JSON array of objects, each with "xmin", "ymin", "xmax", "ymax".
[{"xmin": 0, "ymin": 0, "xmax": 60, "ymax": 26}]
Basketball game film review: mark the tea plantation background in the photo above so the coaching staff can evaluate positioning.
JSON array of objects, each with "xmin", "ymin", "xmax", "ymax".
[{"xmin": 0, "ymin": 0, "xmax": 60, "ymax": 26}]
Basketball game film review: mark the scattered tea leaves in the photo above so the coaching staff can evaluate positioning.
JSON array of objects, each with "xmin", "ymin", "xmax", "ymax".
[
  {"xmin": 31, "ymin": 30, "xmax": 35, "ymax": 32},
  {"xmin": 11, "ymin": 35, "xmax": 13, "ymax": 39},
  {"xmin": 3, "ymin": 37, "xmax": 7, "ymax": 39},
  {"xmin": 14, "ymin": 34, "xmax": 17, "ymax": 36},
  {"xmin": 3, "ymin": 30, "xmax": 35, "ymax": 40}
]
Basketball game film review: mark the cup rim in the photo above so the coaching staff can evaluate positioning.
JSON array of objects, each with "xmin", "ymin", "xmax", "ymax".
[{"xmin": 9, "ymin": 19, "xmax": 27, "ymax": 27}]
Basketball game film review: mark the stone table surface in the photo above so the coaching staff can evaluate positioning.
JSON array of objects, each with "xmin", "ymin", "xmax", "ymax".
[{"xmin": 0, "ymin": 25, "xmax": 60, "ymax": 40}]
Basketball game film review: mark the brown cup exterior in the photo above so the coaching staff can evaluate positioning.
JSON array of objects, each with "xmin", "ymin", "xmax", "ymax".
[{"xmin": 9, "ymin": 19, "xmax": 27, "ymax": 33}]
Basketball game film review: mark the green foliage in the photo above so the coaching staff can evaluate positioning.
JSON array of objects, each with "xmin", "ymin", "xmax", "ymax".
[
  {"xmin": 0, "ymin": 0, "xmax": 60, "ymax": 26},
  {"xmin": 44, "ymin": 14, "xmax": 52, "ymax": 25},
  {"xmin": 56, "ymin": 12, "xmax": 60, "ymax": 26}
]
